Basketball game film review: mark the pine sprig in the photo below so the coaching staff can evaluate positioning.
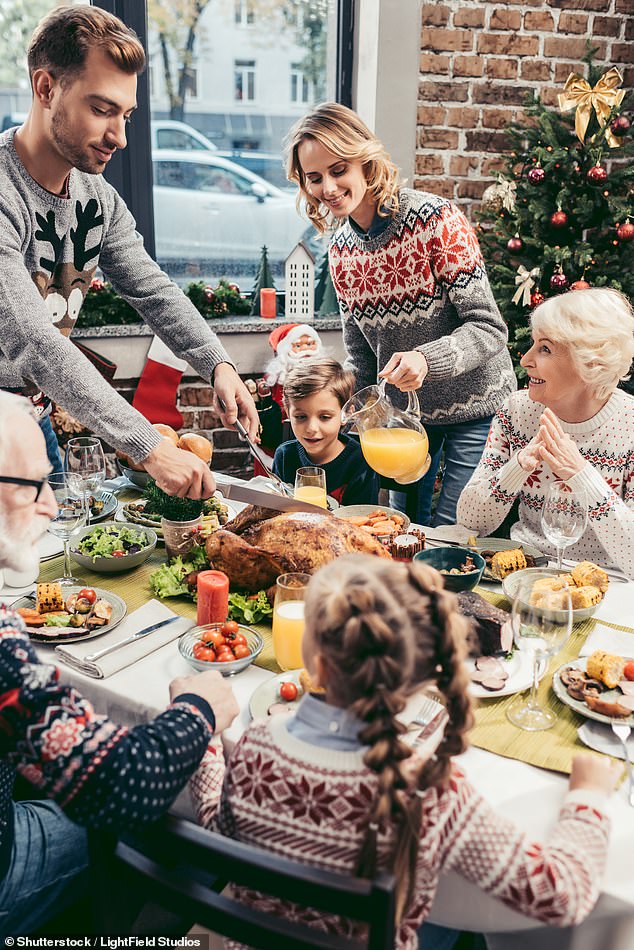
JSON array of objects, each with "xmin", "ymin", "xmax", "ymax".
[{"xmin": 144, "ymin": 479, "xmax": 204, "ymax": 522}]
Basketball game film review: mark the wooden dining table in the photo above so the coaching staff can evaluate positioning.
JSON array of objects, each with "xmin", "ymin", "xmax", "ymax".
[{"xmin": 1, "ymin": 477, "xmax": 633, "ymax": 949}]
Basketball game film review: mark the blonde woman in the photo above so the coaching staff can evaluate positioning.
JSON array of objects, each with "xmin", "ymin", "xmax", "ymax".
[
  {"xmin": 457, "ymin": 288, "xmax": 634, "ymax": 576},
  {"xmin": 285, "ymin": 103, "xmax": 516, "ymax": 526}
]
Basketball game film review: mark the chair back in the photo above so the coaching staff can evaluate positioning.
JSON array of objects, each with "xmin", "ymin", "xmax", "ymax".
[{"xmin": 101, "ymin": 814, "xmax": 396, "ymax": 949}]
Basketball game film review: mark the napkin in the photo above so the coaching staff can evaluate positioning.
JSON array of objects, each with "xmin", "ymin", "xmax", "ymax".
[
  {"xmin": 578, "ymin": 622, "xmax": 634, "ymax": 658},
  {"xmin": 55, "ymin": 599, "xmax": 194, "ymax": 679}
]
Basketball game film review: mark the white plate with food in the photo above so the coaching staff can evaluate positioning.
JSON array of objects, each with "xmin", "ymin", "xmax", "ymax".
[
  {"xmin": 13, "ymin": 583, "xmax": 127, "ymax": 645},
  {"xmin": 89, "ymin": 490, "xmax": 118, "ymax": 523},
  {"xmin": 467, "ymin": 650, "xmax": 547, "ymax": 698},
  {"xmin": 577, "ymin": 720, "xmax": 634, "ymax": 762},
  {"xmin": 552, "ymin": 656, "xmax": 634, "ymax": 727},
  {"xmin": 335, "ymin": 505, "xmax": 410, "ymax": 538},
  {"xmin": 118, "ymin": 496, "xmax": 237, "ymax": 540},
  {"xmin": 472, "ymin": 537, "xmax": 547, "ymax": 583},
  {"xmin": 249, "ymin": 669, "xmax": 308, "ymax": 719}
]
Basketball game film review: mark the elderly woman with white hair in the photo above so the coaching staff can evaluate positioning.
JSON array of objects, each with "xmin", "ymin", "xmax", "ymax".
[{"xmin": 457, "ymin": 288, "xmax": 634, "ymax": 576}]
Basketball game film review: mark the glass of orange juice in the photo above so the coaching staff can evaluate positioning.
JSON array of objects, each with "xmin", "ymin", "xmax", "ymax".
[
  {"xmin": 272, "ymin": 572, "xmax": 310, "ymax": 671},
  {"xmin": 294, "ymin": 466, "xmax": 327, "ymax": 508}
]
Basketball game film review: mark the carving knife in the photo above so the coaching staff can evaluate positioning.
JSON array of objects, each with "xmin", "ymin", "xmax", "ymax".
[{"xmin": 214, "ymin": 479, "xmax": 334, "ymax": 516}]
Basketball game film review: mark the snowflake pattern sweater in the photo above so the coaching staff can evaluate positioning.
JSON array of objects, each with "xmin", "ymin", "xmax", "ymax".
[
  {"xmin": 190, "ymin": 715, "xmax": 610, "ymax": 949},
  {"xmin": 0, "ymin": 606, "xmax": 215, "ymax": 883},
  {"xmin": 457, "ymin": 390, "xmax": 634, "ymax": 576},
  {"xmin": 328, "ymin": 189, "xmax": 517, "ymax": 424},
  {"xmin": 0, "ymin": 128, "xmax": 233, "ymax": 463}
]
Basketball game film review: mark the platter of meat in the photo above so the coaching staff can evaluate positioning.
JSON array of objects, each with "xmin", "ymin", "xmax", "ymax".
[
  {"xmin": 14, "ymin": 582, "xmax": 126, "ymax": 644},
  {"xmin": 467, "ymin": 651, "xmax": 547, "ymax": 698},
  {"xmin": 552, "ymin": 651, "xmax": 634, "ymax": 726}
]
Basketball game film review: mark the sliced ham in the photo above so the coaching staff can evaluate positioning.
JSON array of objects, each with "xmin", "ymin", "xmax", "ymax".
[{"xmin": 480, "ymin": 676, "xmax": 508, "ymax": 691}]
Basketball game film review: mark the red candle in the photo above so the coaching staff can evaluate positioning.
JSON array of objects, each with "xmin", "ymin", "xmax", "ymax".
[
  {"xmin": 260, "ymin": 288, "xmax": 276, "ymax": 318},
  {"xmin": 196, "ymin": 570, "xmax": 229, "ymax": 625}
]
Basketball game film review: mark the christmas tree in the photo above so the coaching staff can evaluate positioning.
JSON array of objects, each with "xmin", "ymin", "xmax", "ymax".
[
  {"xmin": 249, "ymin": 244, "xmax": 276, "ymax": 316},
  {"xmin": 314, "ymin": 248, "xmax": 339, "ymax": 315},
  {"xmin": 477, "ymin": 51, "xmax": 633, "ymax": 388}
]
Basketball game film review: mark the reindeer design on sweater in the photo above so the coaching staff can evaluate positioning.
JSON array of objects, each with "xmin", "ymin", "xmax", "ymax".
[{"xmin": 32, "ymin": 199, "xmax": 103, "ymax": 336}]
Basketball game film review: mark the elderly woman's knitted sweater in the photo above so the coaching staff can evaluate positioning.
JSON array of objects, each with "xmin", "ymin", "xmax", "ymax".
[
  {"xmin": 327, "ymin": 188, "xmax": 516, "ymax": 423},
  {"xmin": 457, "ymin": 389, "xmax": 634, "ymax": 576}
]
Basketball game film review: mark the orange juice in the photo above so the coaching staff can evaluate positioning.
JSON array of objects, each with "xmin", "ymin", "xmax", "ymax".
[
  {"xmin": 360, "ymin": 427, "xmax": 429, "ymax": 480},
  {"xmin": 294, "ymin": 485, "xmax": 328, "ymax": 508},
  {"xmin": 272, "ymin": 600, "xmax": 305, "ymax": 671}
]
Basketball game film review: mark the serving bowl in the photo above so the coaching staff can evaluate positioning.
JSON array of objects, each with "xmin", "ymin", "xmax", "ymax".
[
  {"xmin": 116, "ymin": 459, "xmax": 150, "ymax": 490},
  {"xmin": 179, "ymin": 623, "xmax": 263, "ymax": 675},
  {"xmin": 334, "ymin": 504, "xmax": 411, "ymax": 538},
  {"xmin": 413, "ymin": 546, "xmax": 485, "ymax": 592},
  {"xmin": 502, "ymin": 567, "xmax": 603, "ymax": 622},
  {"xmin": 71, "ymin": 521, "xmax": 157, "ymax": 573}
]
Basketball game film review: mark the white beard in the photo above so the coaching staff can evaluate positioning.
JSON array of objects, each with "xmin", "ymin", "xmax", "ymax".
[
  {"xmin": 0, "ymin": 513, "xmax": 49, "ymax": 573},
  {"xmin": 265, "ymin": 345, "xmax": 324, "ymax": 386}
]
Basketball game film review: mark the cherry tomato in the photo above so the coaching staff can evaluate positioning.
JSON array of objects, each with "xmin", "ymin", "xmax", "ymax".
[
  {"xmin": 215, "ymin": 646, "xmax": 234, "ymax": 660},
  {"xmin": 193, "ymin": 643, "xmax": 216, "ymax": 662},
  {"xmin": 231, "ymin": 632, "xmax": 247, "ymax": 647},
  {"xmin": 78, "ymin": 588, "xmax": 97, "ymax": 605},
  {"xmin": 111, "ymin": 550, "xmax": 125, "ymax": 558},
  {"xmin": 205, "ymin": 631, "xmax": 226, "ymax": 650},
  {"xmin": 279, "ymin": 681, "xmax": 298, "ymax": 702},
  {"xmin": 624, "ymin": 660, "xmax": 634, "ymax": 681},
  {"xmin": 216, "ymin": 651, "xmax": 235, "ymax": 663},
  {"xmin": 232, "ymin": 643, "xmax": 251, "ymax": 660},
  {"xmin": 221, "ymin": 620, "xmax": 240, "ymax": 638}
]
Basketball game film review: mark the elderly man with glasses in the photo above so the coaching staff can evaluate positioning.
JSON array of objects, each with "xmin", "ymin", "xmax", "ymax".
[{"xmin": 0, "ymin": 391, "xmax": 239, "ymax": 935}]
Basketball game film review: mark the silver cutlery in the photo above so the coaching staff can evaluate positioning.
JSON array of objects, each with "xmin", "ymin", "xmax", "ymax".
[
  {"xmin": 217, "ymin": 397, "xmax": 294, "ymax": 497},
  {"xmin": 84, "ymin": 616, "xmax": 183, "ymax": 663},
  {"xmin": 610, "ymin": 720, "xmax": 634, "ymax": 806}
]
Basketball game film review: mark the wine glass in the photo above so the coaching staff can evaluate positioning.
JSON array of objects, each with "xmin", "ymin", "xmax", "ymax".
[
  {"xmin": 65, "ymin": 436, "xmax": 106, "ymax": 517},
  {"xmin": 47, "ymin": 474, "xmax": 88, "ymax": 585},
  {"xmin": 506, "ymin": 576, "xmax": 572, "ymax": 731},
  {"xmin": 294, "ymin": 466, "xmax": 327, "ymax": 509},
  {"xmin": 541, "ymin": 483, "xmax": 588, "ymax": 570},
  {"xmin": 272, "ymin": 573, "xmax": 310, "ymax": 671}
]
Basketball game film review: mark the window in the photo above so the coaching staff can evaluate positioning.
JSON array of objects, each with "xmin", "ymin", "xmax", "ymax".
[
  {"xmin": 234, "ymin": 0, "xmax": 254, "ymax": 26},
  {"xmin": 183, "ymin": 66, "xmax": 198, "ymax": 100},
  {"xmin": 290, "ymin": 63, "xmax": 310, "ymax": 104},
  {"xmin": 234, "ymin": 60, "xmax": 255, "ymax": 103},
  {"xmin": 155, "ymin": 128, "xmax": 207, "ymax": 150}
]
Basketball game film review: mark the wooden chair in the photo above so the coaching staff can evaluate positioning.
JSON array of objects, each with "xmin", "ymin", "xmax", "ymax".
[{"xmin": 92, "ymin": 814, "xmax": 396, "ymax": 949}]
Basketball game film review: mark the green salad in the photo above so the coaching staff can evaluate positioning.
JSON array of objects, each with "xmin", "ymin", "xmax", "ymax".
[{"xmin": 77, "ymin": 525, "xmax": 150, "ymax": 560}]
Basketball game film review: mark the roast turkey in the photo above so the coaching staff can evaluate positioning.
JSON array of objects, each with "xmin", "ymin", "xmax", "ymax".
[{"xmin": 205, "ymin": 505, "xmax": 391, "ymax": 590}]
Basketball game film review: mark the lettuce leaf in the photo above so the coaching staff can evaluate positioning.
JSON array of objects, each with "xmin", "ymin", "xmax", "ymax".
[
  {"xmin": 149, "ymin": 544, "xmax": 208, "ymax": 600},
  {"xmin": 228, "ymin": 590, "xmax": 273, "ymax": 625}
]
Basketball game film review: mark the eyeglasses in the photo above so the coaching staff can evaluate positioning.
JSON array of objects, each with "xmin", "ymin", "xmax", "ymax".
[{"xmin": 0, "ymin": 475, "xmax": 49, "ymax": 503}]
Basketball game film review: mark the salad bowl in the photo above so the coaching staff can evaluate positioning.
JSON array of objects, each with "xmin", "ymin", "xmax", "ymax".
[{"xmin": 71, "ymin": 522, "xmax": 157, "ymax": 573}]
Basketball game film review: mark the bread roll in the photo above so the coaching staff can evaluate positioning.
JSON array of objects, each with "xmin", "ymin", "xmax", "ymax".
[
  {"xmin": 178, "ymin": 432, "xmax": 213, "ymax": 464},
  {"xmin": 153, "ymin": 423, "xmax": 180, "ymax": 445}
]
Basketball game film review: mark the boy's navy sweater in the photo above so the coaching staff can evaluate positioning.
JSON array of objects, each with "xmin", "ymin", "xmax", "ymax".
[{"xmin": 272, "ymin": 433, "xmax": 379, "ymax": 506}]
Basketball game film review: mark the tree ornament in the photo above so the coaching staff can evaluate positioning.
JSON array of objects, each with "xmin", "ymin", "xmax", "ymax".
[
  {"xmin": 610, "ymin": 115, "xmax": 630, "ymax": 137},
  {"xmin": 512, "ymin": 265, "xmax": 540, "ymax": 307},
  {"xmin": 550, "ymin": 269, "xmax": 569, "ymax": 292},
  {"xmin": 506, "ymin": 235, "xmax": 523, "ymax": 253},
  {"xmin": 570, "ymin": 279, "xmax": 590, "ymax": 290},
  {"xmin": 227, "ymin": 282, "xmax": 241, "ymax": 294},
  {"xmin": 90, "ymin": 278, "xmax": 105, "ymax": 292},
  {"xmin": 550, "ymin": 210, "xmax": 568, "ymax": 228},
  {"xmin": 527, "ymin": 166, "xmax": 545, "ymax": 185},
  {"xmin": 616, "ymin": 221, "xmax": 634, "ymax": 242},
  {"xmin": 203, "ymin": 286, "xmax": 215, "ymax": 303},
  {"xmin": 557, "ymin": 67, "xmax": 626, "ymax": 149},
  {"xmin": 530, "ymin": 292, "xmax": 545, "ymax": 309},
  {"xmin": 587, "ymin": 164, "xmax": 608, "ymax": 185},
  {"xmin": 481, "ymin": 178, "xmax": 517, "ymax": 214}
]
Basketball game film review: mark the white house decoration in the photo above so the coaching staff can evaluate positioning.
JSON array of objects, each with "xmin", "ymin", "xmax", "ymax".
[{"xmin": 285, "ymin": 241, "xmax": 315, "ymax": 322}]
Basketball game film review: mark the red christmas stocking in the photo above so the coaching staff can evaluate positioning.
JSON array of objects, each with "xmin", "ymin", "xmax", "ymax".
[{"xmin": 133, "ymin": 336, "xmax": 187, "ymax": 429}]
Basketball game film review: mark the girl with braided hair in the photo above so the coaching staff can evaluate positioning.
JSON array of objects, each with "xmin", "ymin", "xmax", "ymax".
[{"xmin": 190, "ymin": 554, "xmax": 618, "ymax": 948}]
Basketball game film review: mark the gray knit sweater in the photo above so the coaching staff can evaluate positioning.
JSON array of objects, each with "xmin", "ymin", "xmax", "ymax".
[
  {"xmin": 328, "ymin": 188, "xmax": 516, "ymax": 424},
  {"xmin": 0, "ymin": 128, "xmax": 232, "ymax": 462}
]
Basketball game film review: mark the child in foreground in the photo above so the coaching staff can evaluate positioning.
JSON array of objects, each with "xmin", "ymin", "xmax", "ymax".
[
  {"xmin": 272, "ymin": 355, "xmax": 379, "ymax": 505},
  {"xmin": 190, "ymin": 555, "xmax": 619, "ymax": 948}
]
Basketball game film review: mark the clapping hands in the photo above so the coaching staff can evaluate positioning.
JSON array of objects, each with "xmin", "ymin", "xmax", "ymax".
[{"xmin": 517, "ymin": 408, "xmax": 586, "ymax": 480}]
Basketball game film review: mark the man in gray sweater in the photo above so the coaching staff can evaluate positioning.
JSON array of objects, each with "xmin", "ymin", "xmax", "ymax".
[{"xmin": 0, "ymin": 5, "xmax": 258, "ymax": 499}]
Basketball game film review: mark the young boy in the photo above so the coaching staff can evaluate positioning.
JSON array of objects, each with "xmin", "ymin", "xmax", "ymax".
[{"xmin": 272, "ymin": 357, "xmax": 379, "ymax": 506}]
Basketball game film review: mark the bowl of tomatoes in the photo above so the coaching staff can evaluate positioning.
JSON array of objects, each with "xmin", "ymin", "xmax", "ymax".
[{"xmin": 178, "ymin": 620, "xmax": 264, "ymax": 675}]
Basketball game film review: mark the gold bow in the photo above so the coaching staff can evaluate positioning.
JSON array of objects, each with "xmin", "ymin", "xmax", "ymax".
[
  {"xmin": 512, "ymin": 266, "xmax": 540, "ymax": 307},
  {"xmin": 558, "ymin": 67, "xmax": 625, "ymax": 148}
]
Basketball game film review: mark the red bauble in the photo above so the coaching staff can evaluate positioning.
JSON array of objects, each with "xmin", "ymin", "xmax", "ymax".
[
  {"xmin": 90, "ymin": 278, "xmax": 105, "ymax": 292},
  {"xmin": 203, "ymin": 286, "xmax": 215, "ymax": 303},
  {"xmin": 610, "ymin": 115, "xmax": 630, "ymax": 137},
  {"xmin": 587, "ymin": 164, "xmax": 608, "ymax": 185},
  {"xmin": 227, "ymin": 282, "xmax": 241, "ymax": 294},
  {"xmin": 527, "ymin": 166, "xmax": 545, "ymax": 185},
  {"xmin": 506, "ymin": 236, "xmax": 523, "ymax": 253},
  {"xmin": 550, "ymin": 211, "xmax": 568, "ymax": 228},
  {"xmin": 530, "ymin": 292, "xmax": 545, "ymax": 309},
  {"xmin": 570, "ymin": 280, "xmax": 590, "ymax": 291},
  {"xmin": 550, "ymin": 271, "xmax": 569, "ymax": 292},
  {"xmin": 616, "ymin": 221, "xmax": 634, "ymax": 242}
]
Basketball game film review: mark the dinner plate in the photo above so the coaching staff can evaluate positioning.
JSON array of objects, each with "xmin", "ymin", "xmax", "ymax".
[
  {"xmin": 474, "ymin": 537, "xmax": 548, "ymax": 583},
  {"xmin": 90, "ymin": 490, "xmax": 117, "ymax": 523},
  {"xmin": 467, "ymin": 650, "xmax": 547, "ymax": 699},
  {"xmin": 249, "ymin": 669, "xmax": 304, "ymax": 719},
  {"xmin": 552, "ymin": 657, "xmax": 634, "ymax": 728},
  {"xmin": 13, "ymin": 585, "xmax": 127, "ymax": 645},
  {"xmin": 577, "ymin": 720, "xmax": 634, "ymax": 761}
]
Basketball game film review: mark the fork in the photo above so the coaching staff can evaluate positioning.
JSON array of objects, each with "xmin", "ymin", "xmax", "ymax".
[
  {"xmin": 611, "ymin": 720, "xmax": 634, "ymax": 806},
  {"xmin": 410, "ymin": 695, "xmax": 445, "ymax": 730}
]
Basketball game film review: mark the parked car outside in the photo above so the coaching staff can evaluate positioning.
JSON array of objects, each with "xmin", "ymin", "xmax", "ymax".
[
  {"xmin": 151, "ymin": 120, "xmax": 217, "ymax": 151},
  {"xmin": 216, "ymin": 149, "xmax": 294, "ymax": 192},
  {"xmin": 152, "ymin": 150, "xmax": 312, "ymax": 290}
]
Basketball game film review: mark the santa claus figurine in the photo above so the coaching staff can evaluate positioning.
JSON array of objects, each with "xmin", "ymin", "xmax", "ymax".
[{"xmin": 264, "ymin": 323, "xmax": 324, "ymax": 420}]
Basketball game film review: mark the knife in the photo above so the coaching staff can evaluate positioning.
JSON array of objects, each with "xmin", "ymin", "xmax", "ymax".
[
  {"xmin": 83, "ymin": 615, "xmax": 183, "ymax": 663},
  {"xmin": 218, "ymin": 398, "xmax": 294, "ymax": 497},
  {"xmin": 215, "ymin": 480, "xmax": 333, "ymax": 516}
]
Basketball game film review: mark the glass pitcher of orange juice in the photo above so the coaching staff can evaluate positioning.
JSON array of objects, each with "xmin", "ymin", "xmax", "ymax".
[{"xmin": 341, "ymin": 380, "xmax": 431, "ymax": 484}]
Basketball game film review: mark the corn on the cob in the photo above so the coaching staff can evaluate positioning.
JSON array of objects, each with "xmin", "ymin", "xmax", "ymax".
[
  {"xmin": 571, "ymin": 561, "xmax": 609, "ymax": 594},
  {"xmin": 36, "ymin": 582, "xmax": 64, "ymax": 614},
  {"xmin": 586, "ymin": 649, "xmax": 625, "ymax": 688},
  {"xmin": 490, "ymin": 548, "xmax": 527, "ymax": 579}
]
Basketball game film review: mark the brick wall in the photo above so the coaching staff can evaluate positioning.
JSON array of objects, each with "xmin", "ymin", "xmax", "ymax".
[{"xmin": 416, "ymin": 0, "xmax": 633, "ymax": 210}]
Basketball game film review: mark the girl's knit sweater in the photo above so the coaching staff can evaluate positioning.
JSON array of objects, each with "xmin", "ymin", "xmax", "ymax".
[
  {"xmin": 190, "ymin": 713, "xmax": 610, "ymax": 949},
  {"xmin": 327, "ymin": 188, "xmax": 517, "ymax": 424},
  {"xmin": 457, "ymin": 389, "xmax": 634, "ymax": 576}
]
